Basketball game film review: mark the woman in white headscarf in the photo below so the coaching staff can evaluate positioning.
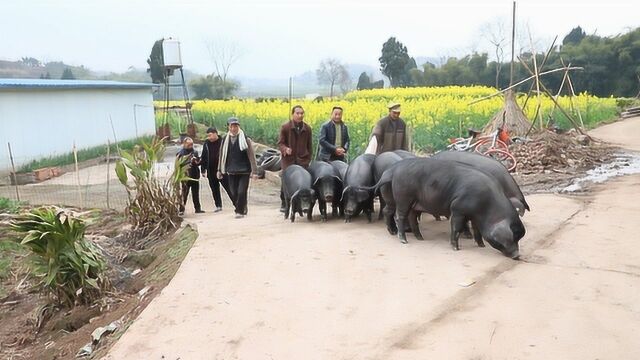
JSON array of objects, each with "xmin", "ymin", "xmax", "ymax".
[{"xmin": 218, "ymin": 117, "xmax": 258, "ymax": 218}]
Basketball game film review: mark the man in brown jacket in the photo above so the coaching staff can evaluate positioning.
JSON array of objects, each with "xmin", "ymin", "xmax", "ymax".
[
  {"xmin": 277, "ymin": 105, "xmax": 313, "ymax": 211},
  {"xmin": 369, "ymin": 102, "xmax": 408, "ymax": 154}
]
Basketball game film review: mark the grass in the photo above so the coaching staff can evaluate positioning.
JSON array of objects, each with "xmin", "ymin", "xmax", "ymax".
[
  {"xmin": 18, "ymin": 135, "xmax": 154, "ymax": 173},
  {"xmin": 0, "ymin": 238, "xmax": 26, "ymax": 299},
  {"xmin": 0, "ymin": 197, "xmax": 24, "ymax": 214}
]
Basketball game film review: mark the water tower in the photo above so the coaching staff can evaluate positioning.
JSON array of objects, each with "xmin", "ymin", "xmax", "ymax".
[{"xmin": 159, "ymin": 38, "xmax": 195, "ymax": 139}]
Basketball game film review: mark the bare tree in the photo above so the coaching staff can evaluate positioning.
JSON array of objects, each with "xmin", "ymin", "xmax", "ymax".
[
  {"xmin": 481, "ymin": 19, "xmax": 507, "ymax": 89},
  {"xmin": 206, "ymin": 38, "xmax": 243, "ymax": 99},
  {"xmin": 316, "ymin": 58, "xmax": 350, "ymax": 97}
]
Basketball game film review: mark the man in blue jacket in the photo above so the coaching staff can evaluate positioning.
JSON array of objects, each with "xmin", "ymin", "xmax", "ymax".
[{"xmin": 317, "ymin": 106, "xmax": 350, "ymax": 162}]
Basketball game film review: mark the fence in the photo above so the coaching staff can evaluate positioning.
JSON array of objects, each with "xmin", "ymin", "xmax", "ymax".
[{"xmin": 0, "ymin": 142, "xmax": 127, "ymax": 210}]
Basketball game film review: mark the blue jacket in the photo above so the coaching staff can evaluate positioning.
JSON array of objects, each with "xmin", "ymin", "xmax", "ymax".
[{"xmin": 318, "ymin": 120, "xmax": 350, "ymax": 161}]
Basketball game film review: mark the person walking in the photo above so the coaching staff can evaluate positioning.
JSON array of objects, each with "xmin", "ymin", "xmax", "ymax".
[
  {"xmin": 365, "ymin": 102, "xmax": 408, "ymax": 154},
  {"xmin": 277, "ymin": 105, "xmax": 313, "ymax": 211},
  {"xmin": 217, "ymin": 117, "xmax": 258, "ymax": 219},
  {"xmin": 317, "ymin": 106, "xmax": 350, "ymax": 162},
  {"xmin": 177, "ymin": 137, "xmax": 204, "ymax": 215},
  {"xmin": 200, "ymin": 126, "xmax": 233, "ymax": 212}
]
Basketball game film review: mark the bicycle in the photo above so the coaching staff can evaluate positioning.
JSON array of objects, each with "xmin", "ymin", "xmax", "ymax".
[{"xmin": 447, "ymin": 127, "xmax": 517, "ymax": 172}]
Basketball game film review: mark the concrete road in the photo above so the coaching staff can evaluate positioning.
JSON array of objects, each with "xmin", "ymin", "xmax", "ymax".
[{"xmin": 106, "ymin": 118, "xmax": 640, "ymax": 360}]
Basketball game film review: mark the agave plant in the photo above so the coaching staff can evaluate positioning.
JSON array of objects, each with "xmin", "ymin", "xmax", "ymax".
[
  {"xmin": 115, "ymin": 136, "xmax": 191, "ymax": 244},
  {"xmin": 10, "ymin": 206, "xmax": 109, "ymax": 307}
]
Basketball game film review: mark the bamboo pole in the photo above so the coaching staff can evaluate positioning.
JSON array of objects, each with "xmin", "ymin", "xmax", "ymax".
[
  {"xmin": 509, "ymin": 1, "xmax": 516, "ymax": 86},
  {"xmin": 517, "ymin": 58, "xmax": 586, "ymax": 135},
  {"xmin": 469, "ymin": 66, "xmax": 584, "ymax": 105},
  {"xmin": 7, "ymin": 142, "xmax": 20, "ymax": 201},
  {"xmin": 522, "ymin": 36, "xmax": 558, "ymax": 109},
  {"xmin": 106, "ymin": 139, "xmax": 111, "ymax": 209},
  {"xmin": 529, "ymin": 30, "xmax": 543, "ymax": 130},
  {"xmin": 562, "ymin": 58, "xmax": 584, "ymax": 128},
  {"xmin": 73, "ymin": 141, "xmax": 83, "ymax": 208}
]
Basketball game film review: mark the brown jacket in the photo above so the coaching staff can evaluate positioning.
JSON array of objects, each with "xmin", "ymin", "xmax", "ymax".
[
  {"xmin": 372, "ymin": 115, "xmax": 408, "ymax": 154},
  {"xmin": 278, "ymin": 120, "xmax": 313, "ymax": 170}
]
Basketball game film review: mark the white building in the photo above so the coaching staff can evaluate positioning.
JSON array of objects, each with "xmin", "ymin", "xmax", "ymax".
[{"xmin": 0, "ymin": 79, "xmax": 156, "ymax": 170}]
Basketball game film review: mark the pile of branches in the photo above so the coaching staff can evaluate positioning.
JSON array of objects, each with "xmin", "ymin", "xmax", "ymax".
[{"xmin": 510, "ymin": 130, "xmax": 614, "ymax": 174}]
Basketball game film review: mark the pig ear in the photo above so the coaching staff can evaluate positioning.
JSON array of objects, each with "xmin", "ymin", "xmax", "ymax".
[
  {"xmin": 340, "ymin": 186, "xmax": 351, "ymax": 201},
  {"xmin": 356, "ymin": 189, "xmax": 370, "ymax": 203},
  {"xmin": 313, "ymin": 177, "xmax": 321, "ymax": 186},
  {"xmin": 332, "ymin": 175, "xmax": 343, "ymax": 184},
  {"xmin": 510, "ymin": 199, "xmax": 526, "ymax": 216},
  {"xmin": 291, "ymin": 190, "xmax": 301, "ymax": 203}
]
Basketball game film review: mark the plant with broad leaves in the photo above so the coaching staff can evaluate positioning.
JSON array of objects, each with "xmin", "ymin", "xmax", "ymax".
[
  {"xmin": 10, "ymin": 206, "xmax": 109, "ymax": 307},
  {"xmin": 115, "ymin": 136, "xmax": 190, "ymax": 244}
]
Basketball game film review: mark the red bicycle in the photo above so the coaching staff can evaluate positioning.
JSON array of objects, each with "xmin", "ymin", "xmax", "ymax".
[{"xmin": 447, "ymin": 127, "xmax": 517, "ymax": 172}]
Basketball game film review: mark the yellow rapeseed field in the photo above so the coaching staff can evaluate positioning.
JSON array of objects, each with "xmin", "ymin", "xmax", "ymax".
[{"xmin": 158, "ymin": 86, "xmax": 618, "ymax": 156}]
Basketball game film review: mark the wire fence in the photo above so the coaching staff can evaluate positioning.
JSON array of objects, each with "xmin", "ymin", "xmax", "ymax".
[{"xmin": 0, "ymin": 141, "xmax": 181, "ymax": 211}]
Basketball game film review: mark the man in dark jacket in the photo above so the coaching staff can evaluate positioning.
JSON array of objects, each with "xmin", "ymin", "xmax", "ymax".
[
  {"xmin": 200, "ymin": 127, "xmax": 232, "ymax": 212},
  {"xmin": 277, "ymin": 105, "xmax": 313, "ymax": 211},
  {"xmin": 217, "ymin": 117, "xmax": 258, "ymax": 219},
  {"xmin": 177, "ymin": 137, "xmax": 204, "ymax": 215},
  {"xmin": 318, "ymin": 106, "xmax": 350, "ymax": 162},
  {"xmin": 368, "ymin": 102, "xmax": 408, "ymax": 154}
]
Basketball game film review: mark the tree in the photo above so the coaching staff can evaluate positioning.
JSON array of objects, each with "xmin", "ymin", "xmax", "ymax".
[
  {"xmin": 481, "ymin": 20, "xmax": 507, "ymax": 88},
  {"xmin": 206, "ymin": 38, "xmax": 243, "ymax": 100},
  {"xmin": 379, "ymin": 37, "xmax": 414, "ymax": 87},
  {"xmin": 356, "ymin": 72, "xmax": 372, "ymax": 90},
  {"xmin": 563, "ymin": 26, "xmax": 586, "ymax": 46},
  {"xmin": 20, "ymin": 57, "xmax": 41, "ymax": 67},
  {"xmin": 147, "ymin": 39, "xmax": 166, "ymax": 84},
  {"xmin": 190, "ymin": 74, "xmax": 239, "ymax": 100},
  {"xmin": 61, "ymin": 68, "xmax": 75, "ymax": 80},
  {"xmin": 316, "ymin": 58, "xmax": 350, "ymax": 97}
]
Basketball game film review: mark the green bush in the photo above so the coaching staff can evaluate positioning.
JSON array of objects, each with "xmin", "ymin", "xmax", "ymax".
[
  {"xmin": 0, "ymin": 197, "xmax": 23, "ymax": 214},
  {"xmin": 10, "ymin": 206, "xmax": 109, "ymax": 307}
]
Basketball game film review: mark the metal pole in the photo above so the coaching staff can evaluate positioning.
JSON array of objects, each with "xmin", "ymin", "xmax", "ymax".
[
  {"xmin": 133, "ymin": 105, "xmax": 139, "ymax": 138},
  {"xmin": 106, "ymin": 139, "xmax": 111, "ymax": 209},
  {"xmin": 7, "ymin": 142, "xmax": 20, "ymax": 201}
]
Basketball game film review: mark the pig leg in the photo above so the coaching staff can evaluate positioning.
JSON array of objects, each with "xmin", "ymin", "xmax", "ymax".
[
  {"xmin": 449, "ymin": 214, "xmax": 466, "ymax": 251},
  {"xmin": 290, "ymin": 200, "xmax": 297, "ymax": 223},
  {"xmin": 434, "ymin": 215, "xmax": 442, "ymax": 221},
  {"xmin": 462, "ymin": 221, "xmax": 473, "ymax": 239},
  {"xmin": 471, "ymin": 220, "xmax": 485, "ymax": 247},
  {"xmin": 378, "ymin": 195, "xmax": 385, "ymax": 220},
  {"xmin": 395, "ymin": 207, "xmax": 410, "ymax": 244},
  {"xmin": 365, "ymin": 197, "xmax": 374, "ymax": 223},
  {"xmin": 307, "ymin": 202, "xmax": 315, "ymax": 222},
  {"xmin": 408, "ymin": 210, "xmax": 424, "ymax": 240},
  {"xmin": 319, "ymin": 199, "xmax": 327, "ymax": 222},
  {"xmin": 284, "ymin": 197, "xmax": 290, "ymax": 220}
]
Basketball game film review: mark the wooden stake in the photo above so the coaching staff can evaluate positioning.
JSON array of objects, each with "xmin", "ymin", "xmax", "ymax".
[
  {"xmin": 522, "ymin": 36, "xmax": 558, "ymax": 110},
  {"xmin": 562, "ymin": 58, "xmax": 584, "ymax": 128},
  {"xmin": 73, "ymin": 141, "xmax": 83, "ymax": 208},
  {"xmin": 7, "ymin": 142, "xmax": 20, "ymax": 201},
  {"xmin": 106, "ymin": 139, "xmax": 111, "ymax": 209},
  {"xmin": 469, "ymin": 66, "xmax": 583, "ymax": 105},
  {"xmin": 518, "ymin": 58, "xmax": 585, "ymax": 135}
]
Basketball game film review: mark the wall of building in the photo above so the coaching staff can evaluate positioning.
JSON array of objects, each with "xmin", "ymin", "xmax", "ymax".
[{"xmin": 0, "ymin": 87, "xmax": 155, "ymax": 170}]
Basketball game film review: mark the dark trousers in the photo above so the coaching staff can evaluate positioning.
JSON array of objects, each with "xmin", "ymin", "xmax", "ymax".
[
  {"xmin": 228, "ymin": 174, "xmax": 250, "ymax": 215},
  {"xmin": 207, "ymin": 175, "xmax": 223, "ymax": 208},
  {"xmin": 180, "ymin": 180, "xmax": 201, "ymax": 212}
]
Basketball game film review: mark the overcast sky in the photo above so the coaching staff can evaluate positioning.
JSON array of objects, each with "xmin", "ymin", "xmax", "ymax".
[{"xmin": 3, "ymin": 0, "xmax": 638, "ymax": 79}]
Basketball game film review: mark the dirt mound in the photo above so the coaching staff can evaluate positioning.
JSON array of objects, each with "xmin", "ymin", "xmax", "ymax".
[{"xmin": 510, "ymin": 130, "xmax": 615, "ymax": 174}]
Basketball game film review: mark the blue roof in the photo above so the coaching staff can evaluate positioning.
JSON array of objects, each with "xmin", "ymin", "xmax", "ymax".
[{"xmin": 0, "ymin": 78, "xmax": 156, "ymax": 90}]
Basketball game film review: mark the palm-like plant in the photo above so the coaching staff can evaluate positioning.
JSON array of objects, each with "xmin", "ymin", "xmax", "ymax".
[
  {"xmin": 10, "ymin": 206, "xmax": 109, "ymax": 307},
  {"xmin": 115, "ymin": 136, "xmax": 190, "ymax": 244}
]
